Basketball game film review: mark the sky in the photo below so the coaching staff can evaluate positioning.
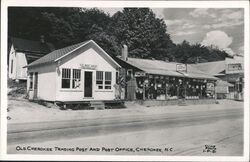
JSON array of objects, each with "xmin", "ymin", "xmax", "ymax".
[{"xmin": 101, "ymin": 8, "xmax": 244, "ymax": 56}]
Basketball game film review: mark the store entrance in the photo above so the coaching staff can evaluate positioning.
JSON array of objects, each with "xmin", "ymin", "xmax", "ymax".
[
  {"xmin": 178, "ymin": 87, "xmax": 186, "ymax": 99},
  {"xmin": 84, "ymin": 71, "xmax": 93, "ymax": 97}
]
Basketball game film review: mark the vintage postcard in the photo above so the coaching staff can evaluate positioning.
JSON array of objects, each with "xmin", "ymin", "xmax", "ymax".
[{"xmin": 1, "ymin": 0, "xmax": 249, "ymax": 161}]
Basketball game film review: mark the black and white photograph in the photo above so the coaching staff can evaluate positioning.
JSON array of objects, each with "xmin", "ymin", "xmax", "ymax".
[{"xmin": 1, "ymin": 0, "xmax": 249, "ymax": 161}]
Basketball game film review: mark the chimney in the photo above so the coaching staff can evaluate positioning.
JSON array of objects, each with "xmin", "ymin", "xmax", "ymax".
[
  {"xmin": 40, "ymin": 35, "xmax": 45, "ymax": 43},
  {"xmin": 122, "ymin": 44, "xmax": 128, "ymax": 61}
]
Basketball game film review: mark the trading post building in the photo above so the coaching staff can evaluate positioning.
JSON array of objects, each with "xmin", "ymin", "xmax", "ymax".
[
  {"xmin": 26, "ymin": 40, "xmax": 219, "ymax": 107},
  {"xmin": 115, "ymin": 47, "xmax": 218, "ymax": 106}
]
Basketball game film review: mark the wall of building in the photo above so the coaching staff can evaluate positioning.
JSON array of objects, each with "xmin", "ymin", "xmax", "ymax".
[
  {"xmin": 8, "ymin": 45, "xmax": 16, "ymax": 79},
  {"xmin": 16, "ymin": 52, "xmax": 28, "ymax": 80},
  {"xmin": 56, "ymin": 47, "xmax": 117, "ymax": 101},
  {"xmin": 28, "ymin": 64, "xmax": 57, "ymax": 101},
  {"xmin": 8, "ymin": 46, "xmax": 28, "ymax": 80}
]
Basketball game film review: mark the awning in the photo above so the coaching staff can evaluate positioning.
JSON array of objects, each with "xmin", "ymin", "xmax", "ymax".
[{"xmin": 143, "ymin": 68, "xmax": 183, "ymax": 77}]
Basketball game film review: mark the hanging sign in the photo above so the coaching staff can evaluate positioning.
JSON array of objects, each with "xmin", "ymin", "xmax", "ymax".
[
  {"xmin": 176, "ymin": 64, "xmax": 187, "ymax": 72},
  {"xmin": 80, "ymin": 64, "xmax": 97, "ymax": 70},
  {"xmin": 207, "ymin": 82, "xmax": 214, "ymax": 91},
  {"xmin": 135, "ymin": 71, "xmax": 146, "ymax": 77}
]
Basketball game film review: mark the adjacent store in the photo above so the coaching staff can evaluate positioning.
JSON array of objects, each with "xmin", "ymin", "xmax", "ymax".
[{"xmin": 116, "ymin": 56, "xmax": 218, "ymax": 104}]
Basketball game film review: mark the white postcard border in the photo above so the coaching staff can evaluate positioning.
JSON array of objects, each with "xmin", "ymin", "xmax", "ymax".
[{"xmin": 1, "ymin": 0, "xmax": 249, "ymax": 161}]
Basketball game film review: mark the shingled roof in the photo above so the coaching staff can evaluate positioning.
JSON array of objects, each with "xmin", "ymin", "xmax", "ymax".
[
  {"xmin": 191, "ymin": 60, "xmax": 226, "ymax": 76},
  {"xmin": 27, "ymin": 41, "xmax": 88, "ymax": 67},
  {"xmin": 11, "ymin": 37, "xmax": 55, "ymax": 63},
  {"xmin": 27, "ymin": 40, "xmax": 121, "ymax": 68},
  {"xmin": 126, "ymin": 58, "xmax": 217, "ymax": 80}
]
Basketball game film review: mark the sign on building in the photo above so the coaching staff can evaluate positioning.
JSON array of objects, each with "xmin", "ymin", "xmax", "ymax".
[
  {"xmin": 176, "ymin": 64, "xmax": 187, "ymax": 72},
  {"xmin": 80, "ymin": 64, "xmax": 97, "ymax": 70},
  {"xmin": 135, "ymin": 71, "xmax": 146, "ymax": 77},
  {"xmin": 225, "ymin": 57, "xmax": 244, "ymax": 74},
  {"xmin": 227, "ymin": 63, "xmax": 243, "ymax": 71}
]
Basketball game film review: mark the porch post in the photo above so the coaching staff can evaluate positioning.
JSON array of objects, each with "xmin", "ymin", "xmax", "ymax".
[
  {"xmin": 32, "ymin": 72, "xmax": 35, "ymax": 91},
  {"xmin": 165, "ymin": 77, "xmax": 168, "ymax": 100},
  {"xmin": 143, "ymin": 83, "xmax": 145, "ymax": 100}
]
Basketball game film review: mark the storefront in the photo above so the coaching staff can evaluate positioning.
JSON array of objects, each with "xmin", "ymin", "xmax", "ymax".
[
  {"xmin": 193, "ymin": 56, "xmax": 244, "ymax": 101},
  {"xmin": 134, "ymin": 74, "xmax": 216, "ymax": 101},
  {"xmin": 123, "ymin": 58, "xmax": 217, "ymax": 101}
]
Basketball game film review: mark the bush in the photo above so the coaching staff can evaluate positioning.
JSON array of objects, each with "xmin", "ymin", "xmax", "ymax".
[{"xmin": 8, "ymin": 79, "xmax": 27, "ymax": 98}]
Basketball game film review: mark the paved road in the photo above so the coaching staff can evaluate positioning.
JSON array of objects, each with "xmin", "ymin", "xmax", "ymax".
[{"xmin": 8, "ymin": 107, "xmax": 243, "ymax": 146}]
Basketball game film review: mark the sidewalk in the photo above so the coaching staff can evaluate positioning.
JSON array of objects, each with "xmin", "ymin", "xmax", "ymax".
[{"xmin": 7, "ymin": 98, "xmax": 243, "ymax": 124}]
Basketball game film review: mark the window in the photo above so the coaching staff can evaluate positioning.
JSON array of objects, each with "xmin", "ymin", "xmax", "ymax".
[
  {"xmin": 72, "ymin": 69, "xmax": 81, "ymax": 89},
  {"xmin": 105, "ymin": 72, "xmax": 112, "ymax": 89},
  {"xmin": 11, "ymin": 60, "xmax": 13, "ymax": 74},
  {"xmin": 62, "ymin": 68, "xmax": 71, "ymax": 88},
  {"xmin": 96, "ymin": 71, "xmax": 112, "ymax": 90},
  {"xmin": 29, "ymin": 73, "xmax": 33, "ymax": 90},
  {"xmin": 96, "ymin": 71, "xmax": 103, "ymax": 89}
]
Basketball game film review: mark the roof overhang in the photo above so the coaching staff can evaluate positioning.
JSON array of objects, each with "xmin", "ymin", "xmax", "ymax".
[{"xmin": 54, "ymin": 40, "xmax": 121, "ymax": 68}]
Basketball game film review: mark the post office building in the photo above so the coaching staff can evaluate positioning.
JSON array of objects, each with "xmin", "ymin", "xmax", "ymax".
[{"xmin": 26, "ymin": 40, "xmax": 121, "ymax": 102}]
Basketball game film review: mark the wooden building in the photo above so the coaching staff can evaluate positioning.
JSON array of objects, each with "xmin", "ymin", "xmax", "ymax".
[
  {"xmin": 115, "ymin": 46, "xmax": 218, "ymax": 105},
  {"xmin": 26, "ymin": 40, "xmax": 121, "ymax": 102},
  {"xmin": 8, "ymin": 37, "xmax": 54, "ymax": 81},
  {"xmin": 193, "ymin": 55, "xmax": 244, "ymax": 101}
]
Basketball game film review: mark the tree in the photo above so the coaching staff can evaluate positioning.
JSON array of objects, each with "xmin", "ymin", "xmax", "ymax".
[
  {"xmin": 8, "ymin": 7, "xmax": 232, "ymax": 62},
  {"xmin": 8, "ymin": 7, "xmax": 82, "ymax": 48},
  {"xmin": 86, "ymin": 24, "xmax": 120, "ymax": 56},
  {"xmin": 109, "ymin": 8, "xmax": 175, "ymax": 59},
  {"xmin": 171, "ymin": 40, "xmax": 232, "ymax": 63},
  {"xmin": 8, "ymin": 7, "xmax": 114, "ymax": 49}
]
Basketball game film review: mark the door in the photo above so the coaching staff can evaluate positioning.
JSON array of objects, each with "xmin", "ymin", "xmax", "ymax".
[
  {"xmin": 34, "ymin": 72, "xmax": 38, "ymax": 99},
  {"xmin": 84, "ymin": 71, "xmax": 93, "ymax": 97}
]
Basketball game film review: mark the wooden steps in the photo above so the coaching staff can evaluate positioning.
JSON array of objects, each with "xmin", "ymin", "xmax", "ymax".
[{"xmin": 90, "ymin": 101, "xmax": 105, "ymax": 110}]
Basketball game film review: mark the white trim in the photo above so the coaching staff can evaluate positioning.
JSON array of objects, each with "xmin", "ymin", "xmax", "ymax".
[
  {"xmin": 83, "ymin": 70, "xmax": 94, "ymax": 98},
  {"xmin": 90, "ymin": 40, "xmax": 121, "ymax": 68},
  {"xmin": 54, "ymin": 40, "xmax": 121, "ymax": 68}
]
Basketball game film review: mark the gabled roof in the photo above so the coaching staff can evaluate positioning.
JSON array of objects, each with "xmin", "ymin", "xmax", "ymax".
[
  {"xmin": 11, "ymin": 37, "xmax": 54, "ymax": 53},
  {"xmin": 10, "ymin": 37, "xmax": 55, "ymax": 63},
  {"xmin": 191, "ymin": 60, "xmax": 226, "ymax": 76},
  {"xmin": 27, "ymin": 40, "xmax": 120, "ymax": 68},
  {"xmin": 126, "ymin": 58, "xmax": 217, "ymax": 80}
]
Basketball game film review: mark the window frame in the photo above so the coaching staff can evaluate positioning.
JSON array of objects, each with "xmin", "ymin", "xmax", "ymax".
[
  {"xmin": 61, "ymin": 68, "xmax": 71, "ymax": 89},
  {"xmin": 104, "ymin": 71, "xmax": 112, "ymax": 90},
  {"xmin": 95, "ymin": 71, "xmax": 113, "ymax": 90},
  {"xmin": 72, "ymin": 69, "xmax": 81, "ymax": 89},
  {"xmin": 96, "ymin": 71, "xmax": 104, "ymax": 89}
]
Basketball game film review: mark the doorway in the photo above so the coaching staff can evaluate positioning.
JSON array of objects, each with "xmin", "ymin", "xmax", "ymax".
[
  {"xmin": 34, "ymin": 72, "xmax": 38, "ymax": 99},
  {"xmin": 84, "ymin": 71, "xmax": 93, "ymax": 97}
]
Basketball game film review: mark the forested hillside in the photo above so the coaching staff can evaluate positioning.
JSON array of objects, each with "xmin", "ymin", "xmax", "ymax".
[{"xmin": 8, "ymin": 7, "xmax": 232, "ymax": 63}]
